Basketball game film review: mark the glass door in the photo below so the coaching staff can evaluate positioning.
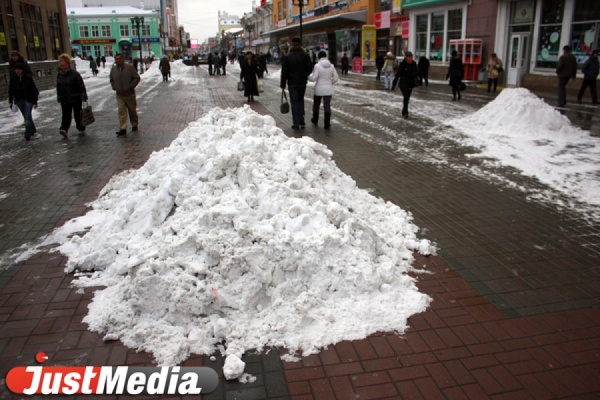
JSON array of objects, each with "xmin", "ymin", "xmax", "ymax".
[{"xmin": 506, "ymin": 33, "xmax": 530, "ymax": 86}]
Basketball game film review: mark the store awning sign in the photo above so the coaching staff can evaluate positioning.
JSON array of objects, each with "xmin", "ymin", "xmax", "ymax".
[{"xmin": 403, "ymin": 0, "xmax": 461, "ymax": 9}]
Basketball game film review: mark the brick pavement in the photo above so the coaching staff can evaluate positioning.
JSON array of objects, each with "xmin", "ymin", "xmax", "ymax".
[{"xmin": 0, "ymin": 64, "xmax": 599, "ymax": 399}]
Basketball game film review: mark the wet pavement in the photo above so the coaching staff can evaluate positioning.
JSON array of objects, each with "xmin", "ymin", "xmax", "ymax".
[{"xmin": 0, "ymin": 64, "xmax": 599, "ymax": 399}]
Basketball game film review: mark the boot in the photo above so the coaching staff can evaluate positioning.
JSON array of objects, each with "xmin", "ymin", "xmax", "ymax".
[
  {"xmin": 324, "ymin": 112, "xmax": 331, "ymax": 130},
  {"xmin": 311, "ymin": 104, "xmax": 319, "ymax": 125}
]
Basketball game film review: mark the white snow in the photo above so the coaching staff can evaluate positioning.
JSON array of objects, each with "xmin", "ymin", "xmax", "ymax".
[{"xmin": 3, "ymin": 56, "xmax": 599, "ymax": 380}]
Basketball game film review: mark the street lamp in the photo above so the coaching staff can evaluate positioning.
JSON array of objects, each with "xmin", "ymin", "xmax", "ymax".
[
  {"xmin": 130, "ymin": 16, "xmax": 145, "ymax": 73},
  {"xmin": 294, "ymin": 0, "xmax": 309, "ymax": 41},
  {"xmin": 246, "ymin": 24, "xmax": 254, "ymax": 52}
]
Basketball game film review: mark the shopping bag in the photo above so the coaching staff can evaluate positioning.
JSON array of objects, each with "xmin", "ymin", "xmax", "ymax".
[
  {"xmin": 280, "ymin": 90, "xmax": 289, "ymax": 114},
  {"xmin": 257, "ymin": 77, "xmax": 264, "ymax": 93},
  {"xmin": 81, "ymin": 101, "xmax": 95, "ymax": 126},
  {"xmin": 237, "ymin": 80, "xmax": 245, "ymax": 91}
]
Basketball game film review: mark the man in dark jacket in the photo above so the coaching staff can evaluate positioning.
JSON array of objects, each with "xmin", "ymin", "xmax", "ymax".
[
  {"xmin": 577, "ymin": 49, "xmax": 599, "ymax": 105},
  {"xmin": 395, "ymin": 52, "xmax": 419, "ymax": 118},
  {"xmin": 8, "ymin": 62, "xmax": 39, "ymax": 140},
  {"xmin": 375, "ymin": 52, "xmax": 385, "ymax": 81},
  {"xmin": 280, "ymin": 37, "xmax": 313, "ymax": 130},
  {"xmin": 556, "ymin": 45, "xmax": 578, "ymax": 107},
  {"xmin": 110, "ymin": 53, "xmax": 141, "ymax": 136},
  {"xmin": 417, "ymin": 53, "xmax": 430, "ymax": 86}
]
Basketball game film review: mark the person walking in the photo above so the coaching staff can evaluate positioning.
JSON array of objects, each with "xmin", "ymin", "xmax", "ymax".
[
  {"xmin": 110, "ymin": 53, "xmax": 141, "ymax": 136},
  {"xmin": 309, "ymin": 51, "xmax": 339, "ymax": 130},
  {"xmin": 280, "ymin": 37, "xmax": 313, "ymax": 130},
  {"xmin": 207, "ymin": 52, "xmax": 213, "ymax": 75},
  {"xmin": 220, "ymin": 51, "xmax": 227, "ymax": 76},
  {"xmin": 258, "ymin": 52, "xmax": 268, "ymax": 78},
  {"xmin": 240, "ymin": 51, "xmax": 259, "ymax": 102},
  {"xmin": 56, "ymin": 53, "xmax": 88, "ymax": 139},
  {"xmin": 101, "ymin": 55, "xmax": 106, "ymax": 68},
  {"xmin": 417, "ymin": 53, "xmax": 430, "ymax": 86},
  {"xmin": 8, "ymin": 62, "xmax": 39, "ymax": 141},
  {"xmin": 89, "ymin": 56, "xmax": 98, "ymax": 76},
  {"xmin": 446, "ymin": 50, "xmax": 464, "ymax": 101},
  {"xmin": 396, "ymin": 51, "xmax": 419, "ymax": 118},
  {"xmin": 556, "ymin": 45, "xmax": 578, "ymax": 107},
  {"xmin": 9, "ymin": 50, "xmax": 33, "ymax": 81},
  {"xmin": 486, "ymin": 53, "xmax": 503, "ymax": 93},
  {"xmin": 382, "ymin": 52, "xmax": 397, "ymax": 90},
  {"xmin": 577, "ymin": 49, "xmax": 598, "ymax": 105},
  {"xmin": 375, "ymin": 52, "xmax": 385, "ymax": 81},
  {"xmin": 212, "ymin": 52, "xmax": 221, "ymax": 75},
  {"xmin": 159, "ymin": 55, "xmax": 171, "ymax": 82},
  {"xmin": 340, "ymin": 52, "xmax": 349, "ymax": 75}
]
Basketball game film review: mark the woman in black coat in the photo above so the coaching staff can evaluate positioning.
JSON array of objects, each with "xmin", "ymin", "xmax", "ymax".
[
  {"xmin": 446, "ymin": 50, "xmax": 464, "ymax": 101},
  {"xmin": 240, "ymin": 51, "xmax": 259, "ymax": 102},
  {"xmin": 395, "ymin": 51, "xmax": 419, "ymax": 118},
  {"xmin": 8, "ymin": 62, "xmax": 39, "ymax": 140},
  {"xmin": 56, "ymin": 53, "xmax": 88, "ymax": 138}
]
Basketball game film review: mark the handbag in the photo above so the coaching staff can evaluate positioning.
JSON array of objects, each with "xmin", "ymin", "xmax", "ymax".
[
  {"xmin": 458, "ymin": 82, "xmax": 467, "ymax": 91},
  {"xmin": 497, "ymin": 66, "xmax": 503, "ymax": 73},
  {"xmin": 257, "ymin": 77, "xmax": 264, "ymax": 93},
  {"xmin": 237, "ymin": 80, "xmax": 245, "ymax": 91},
  {"xmin": 81, "ymin": 101, "xmax": 95, "ymax": 126},
  {"xmin": 280, "ymin": 90, "xmax": 289, "ymax": 114}
]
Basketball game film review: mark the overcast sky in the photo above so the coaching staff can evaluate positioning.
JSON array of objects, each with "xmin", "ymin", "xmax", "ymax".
[{"xmin": 177, "ymin": 0, "xmax": 253, "ymax": 41}]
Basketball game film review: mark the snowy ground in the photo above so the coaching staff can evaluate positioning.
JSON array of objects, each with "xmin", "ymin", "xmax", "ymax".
[{"xmin": 3, "ymin": 56, "xmax": 599, "ymax": 379}]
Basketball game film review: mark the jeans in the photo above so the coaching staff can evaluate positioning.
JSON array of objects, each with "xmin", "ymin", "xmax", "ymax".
[
  {"xmin": 578, "ymin": 79, "xmax": 597, "ymax": 104},
  {"xmin": 60, "ymin": 99, "xmax": 84, "ymax": 131},
  {"xmin": 288, "ymin": 84, "xmax": 307, "ymax": 127},
  {"xmin": 400, "ymin": 86, "xmax": 413, "ymax": 116},
  {"xmin": 16, "ymin": 99, "xmax": 36, "ymax": 137},
  {"xmin": 384, "ymin": 71, "xmax": 394, "ymax": 89},
  {"xmin": 558, "ymin": 77, "xmax": 569, "ymax": 106}
]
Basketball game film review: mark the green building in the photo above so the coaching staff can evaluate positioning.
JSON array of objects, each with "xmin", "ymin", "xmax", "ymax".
[{"xmin": 67, "ymin": 6, "xmax": 162, "ymax": 61}]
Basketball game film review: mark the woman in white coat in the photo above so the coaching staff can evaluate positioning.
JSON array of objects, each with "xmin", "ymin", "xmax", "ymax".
[{"xmin": 309, "ymin": 51, "xmax": 339, "ymax": 130}]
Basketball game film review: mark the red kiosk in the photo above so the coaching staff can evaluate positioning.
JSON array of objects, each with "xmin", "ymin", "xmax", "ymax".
[{"xmin": 449, "ymin": 39, "xmax": 482, "ymax": 81}]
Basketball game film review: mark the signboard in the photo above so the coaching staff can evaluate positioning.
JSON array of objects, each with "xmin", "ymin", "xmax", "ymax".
[
  {"xmin": 403, "ymin": 0, "xmax": 461, "ymax": 9},
  {"xmin": 34, "ymin": 36, "xmax": 39, "ymax": 47},
  {"xmin": 375, "ymin": 11, "xmax": 391, "ymax": 29},
  {"xmin": 132, "ymin": 38, "xmax": 161, "ymax": 43},
  {"xmin": 361, "ymin": 25, "xmax": 376, "ymax": 66},
  {"xmin": 0, "ymin": 32, "xmax": 6, "ymax": 46},
  {"xmin": 402, "ymin": 21, "xmax": 409, "ymax": 37},
  {"xmin": 352, "ymin": 57, "xmax": 362, "ymax": 73},
  {"xmin": 73, "ymin": 39, "xmax": 116, "ymax": 44},
  {"xmin": 190, "ymin": 39, "xmax": 198, "ymax": 49},
  {"xmin": 392, "ymin": 0, "xmax": 402, "ymax": 13}
]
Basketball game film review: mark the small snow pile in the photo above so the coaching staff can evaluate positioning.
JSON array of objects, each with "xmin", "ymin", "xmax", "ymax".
[
  {"xmin": 449, "ymin": 88, "xmax": 600, "ymax": 208},
  {"xmin": 44, "ymin": 106, "xmax": 433, "ymax": 379}
]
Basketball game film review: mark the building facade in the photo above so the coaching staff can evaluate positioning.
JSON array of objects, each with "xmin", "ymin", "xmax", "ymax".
[{"xmin": 67, "ymin": 7, "xmax": 162, "ymax": 60}]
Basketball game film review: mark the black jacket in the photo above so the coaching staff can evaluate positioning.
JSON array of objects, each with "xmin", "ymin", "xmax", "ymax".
[
  {"xmin": 446, "ymin": 57, "xmax": 464, "ymax": 86},
  {"xmin": 581, "ymin": 55, "xmax": 599, "ymax": 80},
  {"xmin": 56, "ymin": 68, "xmax": 88, "ymax": 104},
  {"xmin": 8, "ymin": 74, "xmax": 39, "ymax": 105},
  {"xmin": 396, "ymin": 60, "xmax": 419, "ymax": 89},
  {"xmin": 280, "ymin": 46, "xmax": 312, "ymax": 88},
  {"xmin": 9, "ymin": 56, "xmax": 33, "ymax": 81},
  {"xmin": 240, "ymin": 57, "xmax": 260, "ymax": 96},
  {"xmin": 418, "ymin": 56, "xmax": 430, "ymax": 72}
]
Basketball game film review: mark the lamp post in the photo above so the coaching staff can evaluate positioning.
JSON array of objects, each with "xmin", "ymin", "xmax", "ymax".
[
  {"xmin": 294, "ymin": 0, "xmax": 309, "ymax": 41},
  {"xmin": 246, "ymin": 24, "xmax": 254, "ymax": 52},
  {"xmin": 130, "ymin": 16, "xmax": 145, "ymax": 73}
]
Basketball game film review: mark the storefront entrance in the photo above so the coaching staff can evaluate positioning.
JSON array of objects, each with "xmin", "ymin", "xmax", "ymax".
[{"xmin": 507, "ymin": 33, "xmax": 530, "ymax": 87}]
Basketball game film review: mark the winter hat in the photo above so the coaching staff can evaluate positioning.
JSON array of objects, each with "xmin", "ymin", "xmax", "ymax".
[
  {"xmin": 13, "ymin": 62, "xmax": 26, "ymax": 70},
  {"xmin": 318, "ymin": 50, "xmax": 327, "ymax": 59},
  {"xmin": 404, "ymin": 51, "xmax": 413, "ymax": 57},
  {"xmin": 386, "ymin": 51, "xmax": 392, "ymax": 56},
  {"xmin": 291, "ymin": 37, "xmax": 301, "ymax": 44},
  {"xmin": 451, "ymin": 50, "xmax": 458, "ymax": 57},
  {"xmin": 11, "ymin": 50, "xmax": 21, "ymax": 56}
]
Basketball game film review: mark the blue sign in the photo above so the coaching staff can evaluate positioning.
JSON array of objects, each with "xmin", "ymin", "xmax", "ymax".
[{"xmin": 132, "ymin": 38, "xmax": 160, "ymax": 43}]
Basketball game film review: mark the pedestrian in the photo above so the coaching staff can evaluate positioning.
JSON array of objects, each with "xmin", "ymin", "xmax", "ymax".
[
  {"xmin": 417, "ymin": 53, "xmax": 430, "ymax": 86},
  {"xmin": 341, "ymin": 52, "xmax": 349, "ymax": 75},
  {"xmin": 220, "ymin": 51, "xmax": 227, "ymax": 75},
  {"xmin": 213, "ymin": 52, "xmax": 221, "ymax": 75},
  {"xmin": 280, "ymin": 36, "xmax": 313, "ymax": 131},
  {"xmin": 95, "ymin": 55, "xmax": 102, "ymax": 71},
  {"xmin": 556, "ymin": 45, "xmax": 578, "ymax": 107},
  {"xmin": 159, "ymin": 55, "xmax": 171, "ymax": 82},
  {"xmin": 486, "ymin": 53, "xmax": 503, "ymax": 93},
  {"xmin": 89, "ymin": 56, "xmax": 98, "ymax": 76},
  {"xmin": 109, "ymin": 53, "xmax": 141, "ymax": 136},
  {"xmin": 395, "ymin": 51, "xmax": 419, "ymax": 118},
  {"xmin": 375, "ymin": 52, "xmax": 385, "ymax": 81},
  {"xmin": 240, "ymin": 51, "xmax": 259, "ymax": 102},
  {"xmin": 309, "ymin": 51, "xmax": 339, "ymax": 130},
  {"xmin": 274, "ymin": 50, "xmax": 280, "ymax": 65},
  {"xmin": 446, "ymin": 50, "xmax": 464, "ymax": 101},
  {"xmin": 56, "ymin": 53, "xmax": 88, "ymax": 138},
  {"xmin": 257, "ymin": 52, "xmax": 268, "ymax": 78},
  {"xmin": 382, "ymin": 52, "xmax": 397, "ymax": 90},
  {"xmin": 577, "ymin": 49, "xmax": 598, "ymax": 105},
  {"xmin": 9, "ymin": 50, "xmax": 33, "ymax": 81},
  {"xmin": 8, "ymin": 62, "xmax": 39, "ymax": 141},
  {"xmin": 207, "ymin": 52, "xmax": 213, "ymax": 75},
  {"xmin": 101, "ymin": 55, "xmax": 106, "ymax": 68},
  {"xmin": 133, "ymin": 57, "xmax": 139, "ymax": 73}
]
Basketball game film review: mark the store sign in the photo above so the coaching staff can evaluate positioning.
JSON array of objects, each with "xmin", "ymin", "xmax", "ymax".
[
  {"xmin": 361, "ymin": 25, "xmax": 376, "ymax": 66},
  {"xmin": 73, "ymin": 39, "xmax": 116, "ymax": 44},
  {"xmin": 403, "ymin": 0, "xmax": 460, "ymax": 9},
  {"xmin": 512, "ymin": 0, "xmax": 534, "ymax": 24},
  {"xmin": 0, "ymin": 32, "xmax": 6, "ymax": 46},
  {"xmin": 392, "ymin": 0, "xmax": 402, "ymax": 13},
  {"xmin": 375, "ymin": 11, "xmax": 391, "ymax": 29},
  {"xmin": 132, "ymin": 38, "xmax": 161, "ymax": 43}
]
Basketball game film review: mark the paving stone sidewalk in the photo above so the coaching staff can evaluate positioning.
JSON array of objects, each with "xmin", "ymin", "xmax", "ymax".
[{"xmin": 0, "ymin": 65, "xmax": 598, "ymax": 399}]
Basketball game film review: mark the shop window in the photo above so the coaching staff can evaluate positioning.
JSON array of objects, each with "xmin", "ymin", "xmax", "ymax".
[
  {"xmin": 415, "ymin": 8, "xmax": 463, "ymax": 62},
  {"xmin": 536, "ymin": 0, "xmax": 565, "ymax": 68},
  {"xmin": 104, "ymin": 44, "xmax": 114, "ymax": 56},
  {"xmin": 570, "ymin": 22, "xmax": 599, "ymax": 65},
  {"xmin": 573, "ymin": 0, "xmax": 600, "ymax": 22},
  {"xmin": 415, "ymin": 15, "xmax": 427, "ymax": 57}
]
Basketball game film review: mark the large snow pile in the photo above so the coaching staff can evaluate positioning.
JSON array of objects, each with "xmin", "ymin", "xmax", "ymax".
[
  {"xmin": 44, "ymin": 106, "xmax": 433, "ymax": 379},
  {"xmin": 450, "ymin": 88, "xmax": 600, "ymax": 207}
]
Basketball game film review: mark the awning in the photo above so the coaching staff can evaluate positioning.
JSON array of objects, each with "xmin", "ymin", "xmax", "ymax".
[{"xmin": 263, "ymin": 10, "xmax": 367, "ymax": 37}]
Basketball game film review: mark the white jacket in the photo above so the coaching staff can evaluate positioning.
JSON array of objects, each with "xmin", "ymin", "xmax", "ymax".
[{"xmin": 309, "ymin": 58, "xmax": 339, "ymax": 97}]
